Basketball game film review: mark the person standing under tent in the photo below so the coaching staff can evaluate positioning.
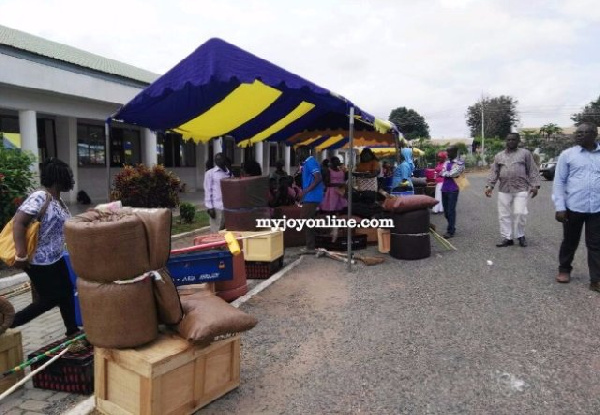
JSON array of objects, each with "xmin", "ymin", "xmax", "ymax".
[
  {"xmin": 204, "ymin": 153, "xmax": 232, "ymax": 233},
  {"xmin": 296, "ymin": 146, "xmax": 324, "ymax": 253}
]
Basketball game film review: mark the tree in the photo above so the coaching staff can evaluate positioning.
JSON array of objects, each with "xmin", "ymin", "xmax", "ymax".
[
  {"xmin": 539, "ymin": 123, "xmax": 563, "ymax": 138},
  {"xmin": 389, "ymin": 107, "xmax": 430, "ymax": 140},
  {"xmin": 466, "ymin": 95, "xmax": 519, "ymax": 139},
  {"xmin": 571, "ymin": 95, "xmax": 600, "ymax": 126}
]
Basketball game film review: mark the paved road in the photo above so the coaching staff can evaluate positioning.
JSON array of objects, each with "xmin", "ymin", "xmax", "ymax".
[{"xmin": 202, "ymin": 173, "xmax": 600, "ymax": 414}]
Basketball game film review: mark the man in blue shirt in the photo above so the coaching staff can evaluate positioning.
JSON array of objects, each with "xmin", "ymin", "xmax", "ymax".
[
  {"xmin": 297, "ymin": 146, "xmax": 324, "ymax": 253},
  {"xmin": 552, "ymin": 122, "xmax": 600, "ymax": 291}
]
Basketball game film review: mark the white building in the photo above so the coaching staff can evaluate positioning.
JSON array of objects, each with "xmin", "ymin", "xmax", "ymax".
[{"xmin": 0, "ymin": 24, "xmax": 289, "ymax": 203}]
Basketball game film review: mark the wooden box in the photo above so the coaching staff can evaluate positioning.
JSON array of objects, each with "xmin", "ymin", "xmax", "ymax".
[
  {"xmin": 95, "ymin": 333, "xmax": 240, "ymax": 415},
  {"xmin": 0, "ymin": 329, "xmax": 24, "ymax": 394},
  {"xmin": 239, "ymin": 230, "xmax": 284, "ymax": 262},
  {"xmin": 377, "ymin": 228, "xmax": 391, "ymax": 254}
]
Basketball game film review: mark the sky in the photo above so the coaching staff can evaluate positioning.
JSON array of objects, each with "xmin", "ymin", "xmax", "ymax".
[{"xmin": 1, "ymin": 0, "xmax": 599, "ymax": 138}]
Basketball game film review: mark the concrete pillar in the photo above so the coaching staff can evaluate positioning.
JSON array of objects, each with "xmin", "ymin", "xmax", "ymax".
[
  {"xmin": 142, "ymin": 128, "xmax": 157, "ymax": 166},
  {"xmin": 55, "ymin": 116, "xmax": 78, "ymax": 203},
  {"xmin": 262, "ymin": 142, "xmax": 271, "ymax": 175},
  {"xmin": 195, "ymin": 142, "xmax": 206, "ymax": 191},
  {"xmin": 18, "ymin": 110, "xmax": 39, "ymax": 182},
  {"xmin": 213, "ymin": 137, "xmax": 223, "ymax": 154},
  {"xmin": 254, "ymin": 141, "xmax": 263, "ymax": 173},
  {"xmin": 284, "ymin": 145, "xmax": 291, "ymax": 176}
]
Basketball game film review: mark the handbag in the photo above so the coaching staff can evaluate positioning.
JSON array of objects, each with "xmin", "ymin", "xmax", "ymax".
[
  {"xmin": 454, "ymin": 174, "xmax": 470, "ymax": 192},
  {"xmin": 0, "ymin": 192, "xmax": 51, "ymax": 267}
]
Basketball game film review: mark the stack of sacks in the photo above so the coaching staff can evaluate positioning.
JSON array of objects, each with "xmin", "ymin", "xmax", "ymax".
[
  {"xmin": 221, "ymin": 177, "xmax": 270, "ymax": 231},
  {"xmin": 383, "ymin": 195, "xmax": 438, "ymax": 260},
  {"xmin": 65, "ymin": 208, "xmax": 183, "ymax": 348}
]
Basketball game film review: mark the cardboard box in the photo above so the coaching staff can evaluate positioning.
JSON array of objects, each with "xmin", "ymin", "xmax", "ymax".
[
  {"xmin": 95, "ymin": 333, "xmax": 240, "ymax": 415},
  {"xmin": 0, "ymin": 329, "xmax": 23, "ymax": 394}
]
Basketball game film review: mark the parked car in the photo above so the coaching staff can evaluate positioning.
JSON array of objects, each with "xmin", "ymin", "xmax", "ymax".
[{"xmin": 540, "ymin": 158, "xmax": 557, "ymax": 180}]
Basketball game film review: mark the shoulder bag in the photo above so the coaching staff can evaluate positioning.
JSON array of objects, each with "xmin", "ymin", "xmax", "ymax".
[
  {"xmin": 454, "ymin": 174, "xmax": 470, "ymax": 192},
  {"xmin": 0, "ymin": 192, "xmax": 52, "ymax": 267}
]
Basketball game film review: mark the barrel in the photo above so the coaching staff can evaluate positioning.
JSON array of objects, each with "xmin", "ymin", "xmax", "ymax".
[
  {"xmin": 390, "ymin": 233, "xmax": 431, "ymax": 260},
  {"xmin": 215, "ymin": 251, "xmax": 248, "ymax": 302}
]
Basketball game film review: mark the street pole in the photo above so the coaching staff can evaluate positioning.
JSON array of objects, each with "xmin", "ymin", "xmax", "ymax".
[{"xmin": 480, "ymin": 98, "xmax": 485, "ymax": 166}]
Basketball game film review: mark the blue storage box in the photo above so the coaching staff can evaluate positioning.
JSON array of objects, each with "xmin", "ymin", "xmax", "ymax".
[
  {"xmin": 62, "ymin": 252, "xmax": 83, "ymax": 327},
  {"xmin": 166, "ymin": 250, "xmax": 233, "ymax": 286}
]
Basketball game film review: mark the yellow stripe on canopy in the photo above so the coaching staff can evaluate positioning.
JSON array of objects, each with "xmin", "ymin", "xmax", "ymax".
[
  {"xmin": 314, "ymin": 134, "xmax": 345, "ymax": 150},
  {"xmin": 238, "ymin": 101, "xmax": 315, "ymax": 148},
  {"xmin": 292, "ymin": 135, "xmax": 323, "ymax": 149},
  {"xmin": 371, "ymin": 147, "xmax": 425, "ymax": 158},
  {"xmin": 373, "ymin": 118, "xmax": 393, "ymax": 134},
  {"xmin": 175, "ymin": 80, "xmax": 282, "ymax": 143}
]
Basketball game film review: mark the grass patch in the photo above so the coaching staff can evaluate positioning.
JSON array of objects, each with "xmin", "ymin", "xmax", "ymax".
[{"xmin": 171, "ymin": 210, "xmax": 210, "ymax": 235}]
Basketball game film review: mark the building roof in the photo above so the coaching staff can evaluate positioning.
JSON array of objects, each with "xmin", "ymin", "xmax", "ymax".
[{"xmin": 0, "ymin": 24, "xmax": 159, "ymax": 84}]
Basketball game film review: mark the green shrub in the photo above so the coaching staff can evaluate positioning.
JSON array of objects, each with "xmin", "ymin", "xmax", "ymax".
[
  {"xmin": 179, "ymin": 202, "xmax": 196, "ymax": 223},
  {"xmin": 0, "ymin": 137, "xmax": 37, "ymax": 228},
  {"xmin": 112, "ymin": 164, "xmax": 181, "ymax": 208}
]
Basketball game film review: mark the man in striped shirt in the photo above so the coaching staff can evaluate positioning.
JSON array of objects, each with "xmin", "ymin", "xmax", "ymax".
[{"xmin": 485, "ymin": 133, "xmax": 540, "ymax": 247}]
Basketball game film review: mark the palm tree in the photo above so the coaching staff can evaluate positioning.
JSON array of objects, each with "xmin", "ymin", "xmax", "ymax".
[{"xmin": 539, "ymin": 123, "xmax": 563, "ymax": 140}]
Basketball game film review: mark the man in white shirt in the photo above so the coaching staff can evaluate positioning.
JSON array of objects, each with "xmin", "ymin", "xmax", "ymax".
[{"xmin": 203, "ymin": 153, "xmax": 231, "ymax": 232}]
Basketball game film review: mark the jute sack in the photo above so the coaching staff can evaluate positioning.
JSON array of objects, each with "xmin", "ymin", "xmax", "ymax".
[
  {"xmin": 154, "ymin": 268, "xmax": 183, "ymax": 325},
  {"xmin": 131, "ymin": 208, "xmax": 172, "ymax": 270},
  {"xmin": 177, "ymin": 292, "xmax": 258, "ymax": 344},
  {"xmin": 65, "ymin": 210, "xmax": 150, "ymax": 282},
  {"xmin": 77, "ymin": 276, "xmax": 158, "ymax": 348},
  {"xmin": 0, "ymin": 297, "xmax": 15, "ymax": 335},
  {"xmin": 221, "ymin": 176, "xmax": 269, "ymax": 209}
]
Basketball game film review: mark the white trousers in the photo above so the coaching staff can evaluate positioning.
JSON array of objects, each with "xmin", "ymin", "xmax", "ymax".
[
  {"xmin": 497, "ymin": 191, "xmax": 529, "ymax": 239},
  {"xmin": 432, "ymin": 182, "xmax": 444, "ymax": 213},
  {"xmin": 209, "ymin": 209, "xmax": 225, "ymax": 233}
]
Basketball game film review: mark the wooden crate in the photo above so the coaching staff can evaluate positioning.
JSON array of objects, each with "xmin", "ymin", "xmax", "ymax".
[
  {"xmin": 239, "ymin": 230, "xmax": 284, "ymax": 262},
  {"xmin": 0, "ymin": 329, "xmax": 24, "ymax": 394},
  {"xmin": 95, "ymin": 333, "xmax": 240, "ymax": 415}
]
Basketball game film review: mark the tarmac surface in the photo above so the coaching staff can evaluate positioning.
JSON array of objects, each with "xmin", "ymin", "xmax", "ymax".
[{"xmin": 2, "ymin": 173, "xmax": 600, "ymax": 414}]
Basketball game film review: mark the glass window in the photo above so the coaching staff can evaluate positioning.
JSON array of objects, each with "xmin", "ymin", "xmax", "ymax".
[
  {"xmin": 157, "ymin": 132, "xmax": 195, "ymax": 167},
  {"xmin": 77, "ymin": 124, "xmax": 105, "ymax": 166},
  {"xmin": 109, "ymin": 126, "xmax": 141, "ymax": 167}
]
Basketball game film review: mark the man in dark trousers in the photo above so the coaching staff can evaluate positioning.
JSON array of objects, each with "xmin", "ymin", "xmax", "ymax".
[
  {"xmin": 485, "ymin": 133, "xmax": 540, "ymax": 247},
  {"xmin": 439, "ymin": 145, "xmax": 464, "ymax": 239},
  {"xmin": 203, "ymin": 153, "xmax": 232, "ymax": 232},
  {"xmin": 296, "ymin": 146, "xmax": 324, "ymax": 253},
  {"xmin": 552, "ymin": 122, "xmax": 600, "ymax": 291}
]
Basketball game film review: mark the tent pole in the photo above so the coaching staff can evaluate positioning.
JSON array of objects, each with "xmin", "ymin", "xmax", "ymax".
[
  {"xmin": 105, "ymin": 121, "xmax": 111, "ymax": 202},
  {"xmin": 347, "ymin": 107, "xmax": 355, "ymax": 272}
]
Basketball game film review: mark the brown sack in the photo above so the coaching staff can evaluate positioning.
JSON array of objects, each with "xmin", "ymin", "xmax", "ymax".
[
  {"xmin": 132, "ymin": 208, "xmax": 172, "ymax": 269},
  {"xmin": 78, "ymin": 277, "xmax": 158, "ymax": 348},
  {"xmin": 65, "ymin": 211, "xmax": 150, "ymax": 282},
  {"xmin": 177, "ymin": 292, "xmax": 257, "ymax": 344},
  {"xmin": 223, "ymin": 207, "xmax": 271, "ymax": 231},
  {"xmin": 221, "ymin": 176, "xmax": 269, "ymax": 209},
  {"xmin": 0, "ymin": 296, "xmax": 15, "ymax": 335},
  {"xmin": 154, "ymin": 269, "xmax": 183, "ymax": 325},
  {"xmin": 382, "ymin": 195, "xmax": 438, "ymax": 213}
]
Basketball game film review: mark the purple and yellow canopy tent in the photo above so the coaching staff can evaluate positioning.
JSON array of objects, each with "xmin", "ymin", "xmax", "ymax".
[{"xmin": 108, "ymin": 37, "xmax": 399, "ymax": 269}]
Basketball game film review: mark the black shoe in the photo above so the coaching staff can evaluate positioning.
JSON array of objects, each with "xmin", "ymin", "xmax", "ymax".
[
  {"xmin": 496, "ymin": 239, "xmax": 514, "ymax": 247},
  {"xmin": 443, "ymin": 233, "xmax": 454, "ymax": 239},
  {"xmin": 518, "ymin": 236, "xmax": 527, "ymax": 247}
]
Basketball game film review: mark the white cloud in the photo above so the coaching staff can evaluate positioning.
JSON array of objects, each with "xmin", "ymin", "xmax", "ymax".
[{"xmin": 1, "ymin": 0, "xmax": 598, "ymax": 137}]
